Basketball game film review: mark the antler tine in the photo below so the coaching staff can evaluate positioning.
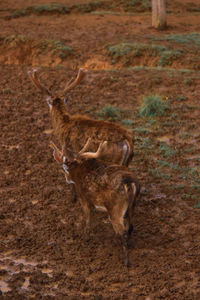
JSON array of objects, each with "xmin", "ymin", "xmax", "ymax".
[
  {"xmin": 79, "ymin": 138, "xmax": 91, "ymax": 154},
  {"xmin": 49, "ymin": 141, "xmax": 62, "ymax": 156},
  {"xmin": 49, "ymin": 141, "xmax": 63, "ymax": 163},
  {"xmin": 28, "ymin": 69, "xmax": 52, "ymax": 96},
  {"xmin": 63, "ymin": 68, "xmax": 88, "ymax": 94},
  {"xmin": 80, "ymin": 141, "xmax": 107, "ymax": 159}
]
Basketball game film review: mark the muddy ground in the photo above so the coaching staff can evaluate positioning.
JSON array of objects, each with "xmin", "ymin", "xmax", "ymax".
[{"xmin": 0, "ymin": 0, "xmax": 200, "ymax": 299}]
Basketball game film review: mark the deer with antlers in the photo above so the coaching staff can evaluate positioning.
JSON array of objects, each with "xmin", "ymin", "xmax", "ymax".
[
  {"xmin": 50, "ymin": 139, "xmax": 140, "ymax": 266},
  {"xmin": 28, "ymin": 68, "xmax": 134, "ymax": 201}
]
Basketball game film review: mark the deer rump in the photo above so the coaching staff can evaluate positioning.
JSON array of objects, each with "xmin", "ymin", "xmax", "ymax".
[{"xmin": 70, "ymin": 158, "xmax": 140, "ymax": 235}]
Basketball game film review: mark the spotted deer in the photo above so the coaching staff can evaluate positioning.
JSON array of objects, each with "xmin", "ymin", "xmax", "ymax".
[
  {"xmin": 28, "ymin": 68, "xmax": 134, "ymax": 201},
  {"xmin": 50, "ymin": 140, "xmax": 140, "ymax": 266}
]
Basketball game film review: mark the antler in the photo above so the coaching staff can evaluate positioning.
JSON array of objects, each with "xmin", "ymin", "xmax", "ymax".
[
  {"xmin": 49, "ymin": 141, "xmax": 63, "ymax": 163},
  {"xmin": 28, "ymin": 69, "xmax": 52, "ymax": 97},
  {"xmin": 79, "ymin": 138, "xmax": 91, "ymax": 154},
  {"xmin": 63, "ymin": 68, "xmax": 88, "ymax": 94},
  {"xmin": 80, "ymin": 141, "xmax": 107, "ymax": 159}
]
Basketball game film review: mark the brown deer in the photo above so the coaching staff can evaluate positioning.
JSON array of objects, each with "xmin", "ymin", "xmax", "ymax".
[
  {"xmin": 28, "ymin": 68, "xmax": 134, "ymax": 201},
  {"xmin": 50, "ymin": 140, "xmax": 140, "ymax": 266}
]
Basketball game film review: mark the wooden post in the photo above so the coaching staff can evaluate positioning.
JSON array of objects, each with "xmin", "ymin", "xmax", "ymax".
[{"xmin": 152, "ymin": 0, "xmax": 167, "ymax": 29}]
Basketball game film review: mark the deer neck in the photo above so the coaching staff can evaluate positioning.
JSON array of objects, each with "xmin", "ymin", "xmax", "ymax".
[{"xmin": 50, "ymin": 103, "xmax": 70, "ymax": 143}]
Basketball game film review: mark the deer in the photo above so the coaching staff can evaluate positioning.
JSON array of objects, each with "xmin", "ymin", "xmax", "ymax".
[
  {"xmin": 50, "ymin": 139, "xmax": 140, "ymax": 266},
  {"xmin": 28, "ymin": 68, "xmax": 134, "ymax": 202}
]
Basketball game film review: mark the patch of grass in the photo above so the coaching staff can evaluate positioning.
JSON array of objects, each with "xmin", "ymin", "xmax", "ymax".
[
  {"xmin": 139, "ymin": 95, "xmax": 168, "ymax": 118},
  {"xmin": 157, "ymin": 160, "xmax": 179, "ymax": 170},
  {"xmin": 194, "ymin": 201, "xmax": 200, "ymax": 209},
  {"xmin": 150, "ymin": 33, "xmax": 200, "ymax": 48},
  {"xmin": 3, "ymin": 35, "xmax": 30, "ymax": 47},
  {"xmin": 134, "ymin": 127, "xmax": 151, "ymax": 134},
  {"xmin": 159, "ymin": 50, "xmax": 183, "ymax": 67},
  {"xmin": 181, "ymin": 194, "xmax": 191, "ymax": 200},
  {"xmin": 124, "ymin": 0, "xmax": 151, "ymax": 12},
  {"xmin": 150, "ymin": 169, "xmax": 171, "ymax": 179},
  {"xmin": 169, "ymin": 113, "xmax": 177, "ymax": 120},
  {"xmin": 36, "ymin": 39, "xmax": 72, "ymax": 58},
  {"xmin": 175, "ymin": 184, "xmax": 185, "ymax": 189},
  {"xmin": 106, "ymin": 42, "xmax": 184, "ymax": 67},
  {"xmin": 191, "ymin": 185, "xmax": 200, "ymax": 192},
  {"xmin": 76, "ymin": 1, "xmax": 104, "ymax": 13},
  {"xmin": 121, "ymin": 119, "xmax": 134, "ymax": 127},
  {"xmin": 3, "ymin": 35, "xmax": 73, "ymax": 59},
  {"xmin": 11, "ymin": 4, "xmax": 70, "ymax": 18},
  {"xmin": 187, "ymin": 7, "xmax": 200, "ymax": 12},
  {"xmin": 180, "ymin": 132, "xmax": 191, "ymax": 139},
  {"xmin": 176, "ymin": 94, "xmax": 187, "ymax": 101},
  {"xmin": 184, "ymin": 147, "xmax": 195, "ymax": 153},
  {"xmin": 90, "ymin": 10, "xmax": 120, "ymax": 15},
  {"xmin": 189, "ymin": 167, "xmax": 200, "ymax": 179},
  {"xmin": 183, "ymin": 78, "xmax": 193, "ymax": 86},
  {"xmin": 139, "ymin": 138, "xmax": 154, "ymax": 150},
  {"xmin": 97, "ymin": 105, "xmax": 121, "ymax": 121},
  {"xmin": 2, "ymin": 88, "xmax": 12, "ymax": 95},
  {"xmin": 158, "ymin": 142, "xmax": 176, "ymax": 157}
]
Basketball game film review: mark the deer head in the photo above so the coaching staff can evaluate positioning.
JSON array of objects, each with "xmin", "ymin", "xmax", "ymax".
[{"xmin": 28, "ymin": 68, "xmax": 88, "ymax": 110}]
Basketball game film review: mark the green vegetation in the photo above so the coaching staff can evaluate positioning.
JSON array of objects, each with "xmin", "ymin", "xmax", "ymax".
[
  {"xmin": 97, "ymin": 105, "xmax": 135, "ymax": 124},
  {"xmin": 134, "ymin": 127, "xmax": 151, "ymax": 134},
  {"xmin": 90, "ymin": 10, "xmax": 120, "ymax": 16},
  {"xmin": 106, "ymin": 42, "xmax": 183, "ymax": 67},
  {"xmin": 158, "ymin": 142, "xmax": 176, "ymax": 157},
  {"xmin": 3, "ymin": 35, "xmax": 30, "ymax": 46},
  {"xmin": 97, "ymin": 105, "xmax": 121, "ymax": 121},
  {"xmin": 124, "ymin": 0, "xmax": 151, "ymax": 12},
  {"xmin": 157, "ymin": 160, "xmax": 179, "ymax": 170},
  {"xmin": 150, "ymin": 169, "xmax": 171, "ymax": 179},
  {"xmin": 3, "ymin": 35, "xmax": 73, "ymax": 59},
  {"xmin": 121, "ymin": 119, "xmax": 134, "ymax": 127},
  {"xmin": 76, "ymin": 1, "xmax": 104, "ymax": 13},
  {"xmin": 180, "ymin": 132, "xmax": 191, "ymax": 139},
  {"xmin": 175, "ymin": 94, "xmax": 187, "ymax": 101},
  {"xmin": 187, "ymin": 7, "xmax": 200, "ymax": 12},
  {"xmin": 139, "ymin": 95, "xmax": 168, "ymax": 118},
  {"xmin": 139, "ymin": 137, "xmax": 154, "ymax": 149},
  {"xmin": 194, "ymin": 201, "xmax": 200, "ymax": 209},
  {"xmin": 38, "ymin": 40, "xmax": 72, "ymax": 59},
  {"xmin": 150, "ymin": 33, "xmax": 200, "ymax": 48},
  {"xmin": 11, "ymin": 4, "xmax": 70, "ymax": 18}
]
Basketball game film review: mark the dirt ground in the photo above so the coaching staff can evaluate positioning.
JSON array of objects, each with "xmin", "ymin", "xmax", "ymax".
[{"xmin": 0, "ymin": 0, "xmax": 200, "ymax": 299}]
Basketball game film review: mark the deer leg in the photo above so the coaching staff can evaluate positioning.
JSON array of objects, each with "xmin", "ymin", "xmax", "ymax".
[
  {"xmin": 79, "ymin": 199, "xmax": 91, "ymax": 239},
  {"xmin": 110, "ymin": 209, "xmax": 130, "ymax": 266},
  {"xmin": 121, "ymin": 231, "xmax": 129, "ymax": 267}
]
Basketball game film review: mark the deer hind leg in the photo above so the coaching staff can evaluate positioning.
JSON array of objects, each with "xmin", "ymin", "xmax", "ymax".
[
  {"xmin": 110, "ymin": 206, "xmax": 130, "ymax": 266},
  {"xmin": 127, "ymin": 182, "xmax": 139, "ymax": 239},
  {"xmin": 112, "ymin": 219, "xmax": 129, "ymax": 267}
]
